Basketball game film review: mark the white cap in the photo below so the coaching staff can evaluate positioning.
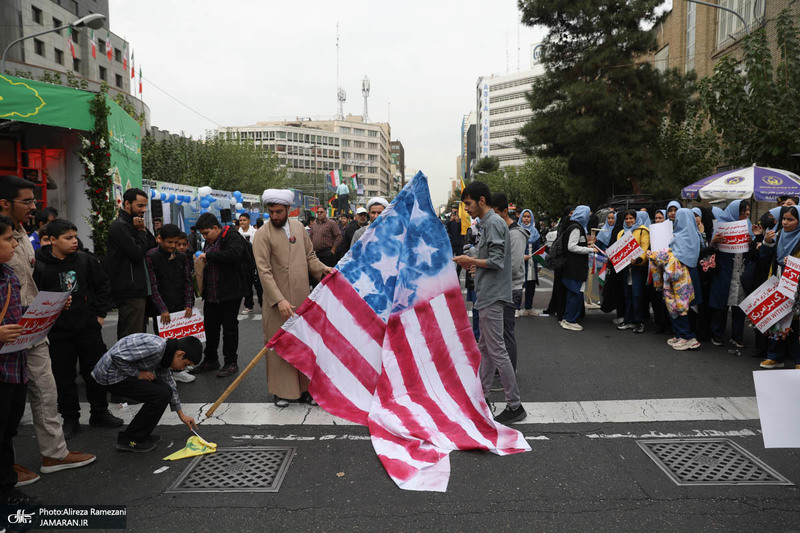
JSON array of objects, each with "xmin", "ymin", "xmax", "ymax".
[{"xmin": 356, "ymin": 207, "xmax": 367, "ymax": 215}]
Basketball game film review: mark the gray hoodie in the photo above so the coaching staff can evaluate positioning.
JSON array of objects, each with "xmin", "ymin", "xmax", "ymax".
[{"xmin": 509, "ymin": 222, "xmax": 530, "ymax": 291}]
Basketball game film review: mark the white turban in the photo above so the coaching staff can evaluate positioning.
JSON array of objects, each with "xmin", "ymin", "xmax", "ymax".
[
  {"xmin": 262, "ymin": 189, "xmax": 293, "ymax": 206},
  {"xmin": 367, "ymin": 197, "xmax": 388, "ymax": 210}
]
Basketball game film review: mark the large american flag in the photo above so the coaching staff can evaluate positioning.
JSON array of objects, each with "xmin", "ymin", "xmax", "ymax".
[{"xmin": 268, "ymin": 172, "xmax": 529, "ymax": 491}]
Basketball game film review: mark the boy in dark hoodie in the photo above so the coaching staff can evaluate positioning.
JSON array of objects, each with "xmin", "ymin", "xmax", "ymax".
[
  {"xmin": 33, "ymin": 219, "xmax": 122, "ymax": 439},
  {"xmin": 144, "ymin": 224, "xmax": 194, "ymax": 335}
]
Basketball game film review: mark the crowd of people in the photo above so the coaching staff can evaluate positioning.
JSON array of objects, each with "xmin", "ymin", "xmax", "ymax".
[{"xmin": 1, "ymin": 171, "xmax": 794, "ymax": 507}]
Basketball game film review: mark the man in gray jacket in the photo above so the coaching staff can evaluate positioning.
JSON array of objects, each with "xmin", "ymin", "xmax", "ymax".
[
  {"xmin": 493, "ymin": 193, "xmax": 529, "ymax": 372},
  {"xmin": 453, "ymin": 182, "xmax": 526, "ymax": 426}
]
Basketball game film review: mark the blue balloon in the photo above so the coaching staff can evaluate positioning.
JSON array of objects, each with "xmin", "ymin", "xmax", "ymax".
[
  {"xmin": 194, "ymin": 251, "xmax": 202, "ymax": 258},
  {"xmin": 159, "ymin": 192, "xmax": 167, "ymax": 201},
  {"xmin": 200, "ymin": 207, "xmax": 208, "ymax": 213},
  {"xmin": 150, "ymin": 189, "xmax": 157, "ymax": 199},
  {"xmin": 167, "ymin": 194, "xmax": 176, "ymax": 203},
  {"xmin": 234, "ymin": 190, "xmax": 242, "ymax": 199}
]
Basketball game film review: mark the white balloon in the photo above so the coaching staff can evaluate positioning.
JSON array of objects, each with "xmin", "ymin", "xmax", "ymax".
[
  {"xmin": 198, "ymin": 186, "xmax": 213, "ymax": 197},
  {"xmin": 235, "ymin": 202, "xmax": 244, "ymax": 210}
]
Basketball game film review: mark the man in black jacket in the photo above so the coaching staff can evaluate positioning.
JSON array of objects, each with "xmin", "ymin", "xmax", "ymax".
[
  {"xmin": 191, "ymin": 213, "xmax": 248, "ymax": 377},
  {"xmin": 106, "ymin": 188, "xmax": 154, "ymax": 340}
]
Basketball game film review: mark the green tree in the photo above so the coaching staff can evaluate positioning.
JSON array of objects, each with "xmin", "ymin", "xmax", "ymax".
[
  {"xmin": 516, "ymin": 0, "xmax": 690, "ymax": 206},
  {"xmin": 142, "ymin": 131, "xmax": 286, "ymax": 194},
  {"xmin": 699, "ymin": 9, "xmax": 800, "ymax": 170},
  {"xmin": 474, "ymin": 156, "xmax": 500, "ymax": 174}
]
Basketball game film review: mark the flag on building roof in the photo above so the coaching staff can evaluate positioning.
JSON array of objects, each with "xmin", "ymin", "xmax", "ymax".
[
  {"xmin": 67, "ymin": 28, "xmax": 75, "ymax": 59},
  {"xmin": 130, "ymin": 50, "xmax": 134, "ymax": 78},
  {"xmin": 105, "ymin": 31, "xmax": 112, "ymax": 60},
  {"xmin": 267, "ymin": 171, "xmax": 530, "ymax": 492},
  {"xmin": 90, "ymin": 29, "xmax": 96, "ymax": 59},
  {"xmin": 122, "ymin": 41, "xmax": 127, "ymax": 71},
  {"xmin": 329, "ymin": 169, "xmax": 343, "ymax": 189}
]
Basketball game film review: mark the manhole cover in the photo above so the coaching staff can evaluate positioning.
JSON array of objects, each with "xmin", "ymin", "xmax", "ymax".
[
  {"xmin": 167, "ymin": 447, "xmax": 295, "ymax": 493},
  {"xmin": 637, "ymin": 438, "xmax": 793, "ymax": 486}
]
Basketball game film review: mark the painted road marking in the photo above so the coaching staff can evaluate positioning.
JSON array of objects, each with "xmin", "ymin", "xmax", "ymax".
[{"xmin": 21, "ymin": 397, "xmax": 759, "ymax": 427}]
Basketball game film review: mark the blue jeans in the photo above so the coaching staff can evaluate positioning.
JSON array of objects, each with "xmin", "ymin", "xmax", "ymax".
[
  {"xmin": 623, "ymin": 266, "xmax": 646, "ymax": 325},
  {"xmin": 562, "ymin": 277, "xmax": 583, "ymax": 324},
  {"xmin": 766, "ymin": 320, "xmax": 800, "ymax": 365},
  {"xmin": 671, "ymin": 314, "xmax": 693, "ymax": 340},
  {"xmin": 522, "ymin": 280, "xmax": 536, "ymax": 310},
  {"xmin": 711, "ymin": 306, "xmax": 746, "ymax": 343}
]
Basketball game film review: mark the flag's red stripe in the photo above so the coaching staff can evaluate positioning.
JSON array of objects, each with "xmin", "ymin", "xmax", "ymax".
[
  {"xmin": 373, "ymin": 372, "xmax": 437, "ymax": 444},
  {"xmin": 376, "ymin": 455, "xmax": 417, "ymax": 483},
  {"xmin": 369, "ymin": 424, "xmax": 444, "ymax": 463},
  {"xmin": 322, "ymin": 271, "xmax": 385, "ymax": 346},
  {"xmin": 443, "ymin": 288, "xmax": 483, "ymax": 370},
  {"xmin": 384, "ymin": 312, "xmax": 483, "ymax": 450},
  {"xmin": 270, "ymin": 331, "xmax": 369, "ymax": 425},
  {"xmin": 415, "ymin": 298, "xmax": 497, "ymax": 448},
  {"xmin": 301, "ymin": 301, "xmax": 380, "ymax": 391}
]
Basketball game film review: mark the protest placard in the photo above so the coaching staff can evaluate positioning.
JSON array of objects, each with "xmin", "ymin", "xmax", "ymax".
[
  {"xmin": 715, "ymin": 220, "xmax": 751, "ymax": 253},
  {"xmin": 0, "ymin": 291, "xmax": 70, "ymax": 354},
  {"xmin": 739, "ymin": 276, "xmax": 793, "ymax": 333},
  {"xmin": 605, "ymin": 232, "xmax": 643, "ymax": 273},
  {"xmin": 753, "ymin": 370, "xmax": 800, "ymax": 448},
  {"xmin": 777, "ymin": 256, "xmax": 800, "ymax": 299},
  {"xmin": 158, "ymin": 308, "xmax": 206, "ymax": 342},
  {"xmin": 649, "ymin": 221, "xmax": 673, "ymax": 252}
]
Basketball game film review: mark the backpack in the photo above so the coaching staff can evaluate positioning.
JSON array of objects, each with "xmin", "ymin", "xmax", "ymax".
[{"xmin": 545, "ymin": 225, "xmax": 571, "ymax": 271}]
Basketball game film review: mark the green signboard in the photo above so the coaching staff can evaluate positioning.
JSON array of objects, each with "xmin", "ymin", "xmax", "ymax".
[{"xmin": 0, "ymin": 74, "xmax": 141, "ymax": 190}]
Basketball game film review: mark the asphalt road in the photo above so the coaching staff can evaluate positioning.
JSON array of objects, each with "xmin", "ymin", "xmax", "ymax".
[{"xmin": 10, "ymin": 279, "xmax": 800, "ymax": 532}]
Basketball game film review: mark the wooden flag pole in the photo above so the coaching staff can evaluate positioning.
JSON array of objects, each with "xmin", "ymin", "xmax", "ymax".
[{"xmin": 206, "ymin": 346, "xmax": 268, "ymax": 417}]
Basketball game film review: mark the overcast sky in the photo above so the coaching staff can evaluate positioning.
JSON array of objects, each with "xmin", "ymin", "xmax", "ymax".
[{"xmin": 109, "ymin": 0, "xmax": 547, "ymax": 207}]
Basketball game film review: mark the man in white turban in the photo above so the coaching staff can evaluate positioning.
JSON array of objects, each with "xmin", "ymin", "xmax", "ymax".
[
  {"xmin": 252, "ymin": 189, "xmax": 332, "ymax": 406},
  {"xmin": 350, "ymin": 196, "xmax": 388, "ymax": 247}
]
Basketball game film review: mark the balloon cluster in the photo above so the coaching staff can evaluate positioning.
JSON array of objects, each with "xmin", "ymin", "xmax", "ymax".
[
  {"xmin": 149, "ymin": 189, "xmax": 193, "ymax": 205},
  {"xmin": 197, "ymin": 186, "xmax": 216, "ymax": 214},
  {"xmin": 232, "ymin": 190, "xmax": 245, "ymax": 214}
]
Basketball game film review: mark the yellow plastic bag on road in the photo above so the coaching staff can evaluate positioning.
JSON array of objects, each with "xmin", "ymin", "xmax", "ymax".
[{"xmin": 163, "ymin": 436, "xmax": 217, "ymax": 461}]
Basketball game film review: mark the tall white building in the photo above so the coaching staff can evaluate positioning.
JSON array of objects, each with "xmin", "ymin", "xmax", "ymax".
[
  {"xmin": 476, "ymin": 67, "xmax": 544, "ymax": 168},
  {"xmin": 220, "ymin": 115, "xmax": 391, "ymax": 200}
]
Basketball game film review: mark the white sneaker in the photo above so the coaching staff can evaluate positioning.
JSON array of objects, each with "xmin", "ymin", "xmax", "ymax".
[
  {"xmin": 672, "ymin": 338, "xmax": 700, "ymax": 351},
  {"xmin": 515, "ymin": 310, "xmax": 521, "ymax": 318},
  {"xmin": 561, "ymin": 321, "xmax": 583, "ymax": 331},
  {"xmin": 172, "ymin": 370, "xmax": 196, "ymax": 383},
  {"xmin": 241, "ymin": 308, "xmax": 253, "ymax": 315},
  {"xmin": 667, "ymin": 337, "xmax": 681, "ymax": 346},
  {"xmin": 612, "ymin": 317, "xmax": 625, "ymax": 325}
]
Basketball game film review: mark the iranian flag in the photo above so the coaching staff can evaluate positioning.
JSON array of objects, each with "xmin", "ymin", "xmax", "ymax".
[
  {"xmin": 122, "ymin": 42, "xmax": 127, "ymax": 70},
  {"xmin": 130, "ymin": 50, "xmax": 135, "ymax": 78},
  {"xmin": 329, "ymin": 169, "xmax": 343, "ymax": 188},
  {"xmin": 598, "ymin": 262, "xmax": 608, "ymax": 289},
  {"xmin": 105, "ymin": 31, "xmax": 112, "ymax": 60},
  {"xmin": 67, "ymin": 28, "xmax": 75, "ymax": 59},
  {"xmin": 532, "ymin": 245, "xmax": 547, "ymax": 266},
  {"xmin": 90, "ymin": 29, "xmax": 96, "ymax": 58},
  {"xmin": 138, "ymin": 66, "xmax": 142, "ymax": 94}
]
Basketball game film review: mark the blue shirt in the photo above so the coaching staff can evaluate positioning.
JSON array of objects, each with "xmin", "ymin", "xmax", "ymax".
[
  {"xmin": 336, "ymin": 183, "xmax": 350, "ymax": 196},
  {"xmin": 91, "ymin": 334, "xmax": 181, "ymax": 412}
]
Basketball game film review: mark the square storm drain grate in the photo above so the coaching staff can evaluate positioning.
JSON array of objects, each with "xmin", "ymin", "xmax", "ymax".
[
  {"xmin": 637, "ymin": 438, "xmax": 793, "ymax": 487},
  {"xmin": 167, "ymin": 447, "xmax": 296, "ymax": 493}
]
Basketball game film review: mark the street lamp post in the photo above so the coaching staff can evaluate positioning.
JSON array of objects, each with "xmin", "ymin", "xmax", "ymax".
[{"xmin": 1, "ymin": 14, "xmax": 106, "ymax": 75}]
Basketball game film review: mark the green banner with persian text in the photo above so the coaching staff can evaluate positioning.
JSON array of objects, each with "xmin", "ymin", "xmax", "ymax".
[{"xmin": 0, "ymin": 74, "xmax": 141, "ymax": 192}]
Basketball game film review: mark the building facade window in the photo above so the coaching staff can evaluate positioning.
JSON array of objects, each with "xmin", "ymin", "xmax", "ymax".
[
  {"xmin": 115, "ymin": 74, "xmax": 123, "ymax": 88},
  {"xmin": 686, "ymin": 2, "xmax": 696, "ymax": 73},
  {"xmin": 72, "ymin": 57, "xmax": 80, "ymax": 71},
  {"xmin": 717, "ymin": 0, "xmax": 764, "ymax": 48},
  {"xmin": 33, "ymin": 39, "xmax": 45, "ymax": 56},
  {"xmin": 114, "ymin": 48, "xmax": 122, "ymax": 62},
  {"xmin": 654, "ymin": 45, "xmax": 669, "ymax": 73},
  {"xmin": 52, "ymin": 17, "xmax": 62, "ymax": 34},
  {"xmin": 54, "ymin": 48, "xmax": 64, "ymax": 64},
  {"xmin": 32, "ymin": 6, "xmax": 43, "ymax": 24},
  {"xmin": 99, "ymin": 66, "xmax": 106, "ymax": 81}
]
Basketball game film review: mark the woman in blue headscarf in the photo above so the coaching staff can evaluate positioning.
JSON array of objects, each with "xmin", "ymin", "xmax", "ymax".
[
  {"xmin": 596, "ymin": 211, "xmax": 616, "ymax": 252},
  {"xmin": 759, "ymin": 206, "xmax": 800, "ymax": 369},
  {"xmin": 666, "ymin": 208, "xmax": 703, "ymax": 350},
  {"xmin": 667, "ymin": 201, "xmax": 681, "ymax": 222},
  {"xmin": 560, "ymin": 205, "xmax": 596, "ymax": 330},
  {"xmin": 616, "ymin": 210, "xmax": 651, "ymax": 333},
  {"xmin": 708, "ymin": 200, "xmax": 753, "ymax": 348},
  {"xmin": 518, "ymin": 209, "xmax": 540, "ymax": 316},
  {"xmin": 654, "ymin": 210, "xmax": 667, "ymax": 224}
]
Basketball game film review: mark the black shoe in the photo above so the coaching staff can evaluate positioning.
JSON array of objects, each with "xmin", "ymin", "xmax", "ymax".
[
  {"xmin": 2, "ymin": 487, "xmax": 40, "ymax": 506},
  {"xmin": 300, "ymin": 391, "xmax": 318, "ymax": 406},
  {"xmin": 711, "ymin": 337, "xmax": 724, "ymax": 346},
  {"xmin": 216, "ymin": 362, "xmax": 239, "ymax": 378},
  {"xmin": 633, "ymin": 324, "xmax": 645, "ymax": 334},
  {"xmin": 494, "ymin": 404, "xmax": 527, "ymax": 425},
  {"xmin": 147, "ymin": 434, "xmax": 162, "ymax": 444},
  {"xmin": 116, "ymin": 437, "xmax": 157, "ymax": 453},
  {"xmin": 89, "ymin": 410, "xmax": 124, "ymax": 428},
  {"xmin": 62, "ymin": 418, "xmax": 80, "ymax": 440},
  {"xmin": 190, "ymin": 360, "xmax": 220, "ymax": 374},
  {"xmin": 110, "ymin": 394, "xmax": 140, "ymax": 405}
]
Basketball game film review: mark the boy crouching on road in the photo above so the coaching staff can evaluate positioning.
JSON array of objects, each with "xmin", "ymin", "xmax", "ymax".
[{"xmin": 91, "ymin": 334, "xmax": 202, "ymax": 452}]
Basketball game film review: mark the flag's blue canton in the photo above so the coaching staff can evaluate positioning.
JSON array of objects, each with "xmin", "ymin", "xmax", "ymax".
[{"xmin": 338, "ymin": 172, "xmax": 452, "ymax": 321}]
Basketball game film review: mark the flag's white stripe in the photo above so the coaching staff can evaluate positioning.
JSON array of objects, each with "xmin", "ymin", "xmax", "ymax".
[
  {"xmin": 395, "ymin": 453, "xmax": 450, "ymax": 492},
  {"xmin": 314, "ymin": 282, "xmax": 383, "ymax": 374},
  {"xmin": 370, "ymin": 437, "xmax": 436, "ymax": 470},
  {"xmin": 377, "ymin": 345, "xmax": 458, "ymax": 451},
  {"xmin": 428, "ymin": 295, "xmax": 492, "ymax": 418},
  {"xmin": 291, "ymin": 317, "xmax": 375, "ymax": 412},
  {"xmin": 399, "ymin": 304, "xmax": 496, "ymax": 451}
]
